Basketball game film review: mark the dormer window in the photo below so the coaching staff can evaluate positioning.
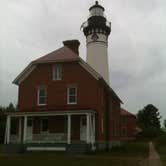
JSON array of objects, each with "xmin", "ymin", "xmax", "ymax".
[
  {"xmin": 37, "ymin": 87, "xmax": 47, "ymax": 105},
  {"xmin": 53, "ymin": 64, "xmax": 62, "ymax": 80}
]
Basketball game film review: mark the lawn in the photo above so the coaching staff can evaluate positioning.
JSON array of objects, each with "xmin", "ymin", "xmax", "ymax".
[
  {"xmin": 95, "ymin": 141, "xmax": 149, "ymax": 158},
  {"xmin": 0, "ymin": 141, "xmax": 148, "ymax": 166}
]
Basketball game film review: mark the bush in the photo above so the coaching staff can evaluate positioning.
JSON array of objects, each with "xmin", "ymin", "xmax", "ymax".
[
  {"xmin": 155, "ymin": 131, "xmax": 166, "ymax": 150},
  {"xmin": 0, "ymin": 115, "xmax": 6, "ymax": 143},
  {"xmin": 139, "ymin": 126, "xmax": 160, "ymax": 138}
]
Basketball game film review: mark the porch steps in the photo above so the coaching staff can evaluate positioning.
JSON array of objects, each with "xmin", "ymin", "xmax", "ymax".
[
  {"xmin": 66, "ymin": 144, "xmax": 91, "ymax": 154},
  {"xmin": 25, "ymin": 143, "xmax": 66, "ymax": 152},
  {"xmin": 4, "ymin": 143, "xmax": 92, "ymax": 154}
]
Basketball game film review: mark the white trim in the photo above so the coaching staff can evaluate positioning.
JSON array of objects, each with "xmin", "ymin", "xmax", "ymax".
[
  {"xmin": 23, "ymin": 116, "xmax": 27, "ymax": 143},
  {"xmin": 27, "ymin": 147, "xmax": 66, "ymax": 151},
  {"xmin": 92, "ymin": 114, "xmax": 95, "ymax": 145},
  {"xmin": 86, "ymin": 113, "xmax": 90, "ymax": 144},
  {"xmin": 90, "ymin": 114, "xmax": 93, "ymax": 145},
  {"xmin": 13, "ymin": 63, "xmax": 36, "ymax": 85},
  {"xmin": 5, "ymin": 110, "xmax": 96, "ymax": 117},
  {"xmin": 6, "ymin": 116, "xmax": 11, "ymax": 144},
  {"xmin": 67, "ymin": 86, "xmax": 77, "ymax": 105}
]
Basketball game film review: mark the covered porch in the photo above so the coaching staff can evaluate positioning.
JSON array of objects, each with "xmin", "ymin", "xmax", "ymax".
[{"xmin": 4, "ymin": 110, "xmax": 96, "ymax": 151}]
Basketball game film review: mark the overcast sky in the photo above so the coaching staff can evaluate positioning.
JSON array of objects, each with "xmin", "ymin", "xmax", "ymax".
[{"xmin": 0, "ymin": 0, "xmax": 166, "ymax": 122}]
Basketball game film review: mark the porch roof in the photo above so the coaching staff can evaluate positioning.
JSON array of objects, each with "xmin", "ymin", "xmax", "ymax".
[{"xmin": 5, "ymin": 110, "xmax": 96, "ymax": 117}]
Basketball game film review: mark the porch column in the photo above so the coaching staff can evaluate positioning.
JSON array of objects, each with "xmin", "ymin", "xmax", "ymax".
[
  {"xmin": 23, "ymin": 116, "xmax": 27, "ymax": 143},
  {"xmin": 6, "ymin": 115, "xmax": 11, "ymax": 144},
  {"xmin": 18, "ymin": 117, "xmax": 22, "ymax": 142},
  {"xmin": 89, "ymin": 113, "xmax": 92, "ymax": 144},
  {"xmin": 86, "ymin": 113, "xmax": 90, "ymax": 144},
  {"xmin": 92, "ymin": 114, "xmax": 96, "ymax": 144},
  {"xmin": 67, "ymin": 114, "xmax": 71, "ymax": 144}
]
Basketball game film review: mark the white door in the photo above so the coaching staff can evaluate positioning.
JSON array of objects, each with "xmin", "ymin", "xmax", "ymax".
[
  {"xmin": 80, "ymin": 116, "xmax": 86, "ymax": 141},
  {"xmin": 27, "ymin": 119, "xmax": 33, "ymax": 141}
]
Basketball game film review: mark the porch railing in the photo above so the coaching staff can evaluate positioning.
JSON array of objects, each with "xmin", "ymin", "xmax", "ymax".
[
  {"xmin": 9, "ymin": 133, "xmax": 67, "ymax": 143},
  {"xmin": 10, "ymin": 135, "xmax": 21, "ymax": 143}
]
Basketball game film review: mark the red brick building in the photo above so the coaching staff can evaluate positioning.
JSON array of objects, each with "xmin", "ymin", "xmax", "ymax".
[
  {"xmin": 4, "ymin": 2, "xmax": 136, "ymax": 152},
  {"xmin": 120, "ymin": 108, "xmax": 136, "ymax": 141}
]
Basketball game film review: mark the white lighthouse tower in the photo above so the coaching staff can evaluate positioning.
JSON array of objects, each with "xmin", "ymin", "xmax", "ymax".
[{"xmin": 82, "ymin": 1, "xmax": 111, "ymax": 84}]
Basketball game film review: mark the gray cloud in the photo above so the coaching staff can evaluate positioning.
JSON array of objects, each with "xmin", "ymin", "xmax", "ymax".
[{"xmin": 0, "ymin": 0, "xmax": 166, "ymax": 123}]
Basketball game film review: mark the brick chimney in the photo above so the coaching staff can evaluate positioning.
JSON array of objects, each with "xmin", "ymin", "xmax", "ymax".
[{"xmin": 63, "ymin": 40, "xmax": 80, "ymax": 55}]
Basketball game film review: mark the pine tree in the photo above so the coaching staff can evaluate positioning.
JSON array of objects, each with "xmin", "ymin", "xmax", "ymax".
[{"xmin": 137, "ymin": 104, "xmax": 161, "ymax": 137}]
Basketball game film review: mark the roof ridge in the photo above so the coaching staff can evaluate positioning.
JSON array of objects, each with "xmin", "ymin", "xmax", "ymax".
[
  {"xmin": 32, "ymin": 46, "xmax": 79, "ymax": 63},
  {"xmin": 121, "ymin": 108, "xmax": 135, "ymax": 116}
]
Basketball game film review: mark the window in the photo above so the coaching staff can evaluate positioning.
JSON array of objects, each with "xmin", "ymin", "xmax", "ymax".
[
  {"xmin": 101, "ymin": 117, "xmax": 104, "ymax": 134},
  {"xmin": 121, "ymin": 127, "xmax": 127, "ymax": 136},
  {"xmin": 41, "ymin": 118, "xmax": 48, "ymax": 132},
  {"xmin": 67, "ymin": 86, "xmax": 77, "ymax": 104},
  {"xmin": 53, "ymin": 64, "xmax": 62, "ymax": 80},
  {"xmin": 37, "ymin": 87, "xmax": 47, "ymax": 105},
  {"xmin": 121, "ymin": 117, "xmax": 127, "ymax": 125},
  {"xmin": 112, "ymin": 121, "xmax": 119, "ymax": 137}
]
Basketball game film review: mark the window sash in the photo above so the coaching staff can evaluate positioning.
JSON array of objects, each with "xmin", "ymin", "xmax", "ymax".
[
  {"xmin": 38, "ymin": 87, "xmax": 46, "ymax": 105},
  {"xmin": 67, "ymin": 87, "xmax": 77, "ymax": 104},
  {"xmin": 53, "ymin": 65, "xmax": 62, "ymax": 80}
]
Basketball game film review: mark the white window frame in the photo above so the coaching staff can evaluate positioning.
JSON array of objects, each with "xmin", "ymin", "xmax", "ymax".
[
  {"xmin": 53, "ymin": 64, "xmax": 62, "ymax": 80},
  {"xmin": 37, "ymin": 86, "xmax": 47, "ymax": 106},
  {"xmin": 67, "ymin": 86, "xmax": 77, "ymax": 105}
]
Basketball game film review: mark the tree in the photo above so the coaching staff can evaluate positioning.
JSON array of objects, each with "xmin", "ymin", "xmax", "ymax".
[
  {"xmin": 0, "ymin": 103, "xmax": 16, "ymax": 143},
  {"xmin": 136, "ymin": 104, "xmax": 161, "ymax": 138},
  {"xmin": 164, "ymin": 119, "xmax": 166, "ymax": 129},
  {"xmin": 6, "ymin": 102, "xmax": 16, "ymax": 112}
]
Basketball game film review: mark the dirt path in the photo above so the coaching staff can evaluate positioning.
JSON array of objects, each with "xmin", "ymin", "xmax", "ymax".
[{"xmin": 148, "ymin": 142, "xmax": 162, "ymax": 166}]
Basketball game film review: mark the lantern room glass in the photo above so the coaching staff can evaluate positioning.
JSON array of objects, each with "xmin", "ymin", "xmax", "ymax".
[{"xmin": 90, "ymin": 7, "xmax": 104, "ymax": 17}]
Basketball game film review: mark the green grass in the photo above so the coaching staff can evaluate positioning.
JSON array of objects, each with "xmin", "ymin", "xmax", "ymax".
[
  {"xmin": 94, "ymin": 141, "xmax": 149, "ymax": 158},
  {"xmin": 0, "ymin": 141, "xmax": 148, "ymax": 166},
  {"xmin": 0, "ymin": 153, "xmax": 143, "ymax": 166},
  {"xmin": 0, "ymin": 144, "xmax": 4, "ymax": 152}
]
